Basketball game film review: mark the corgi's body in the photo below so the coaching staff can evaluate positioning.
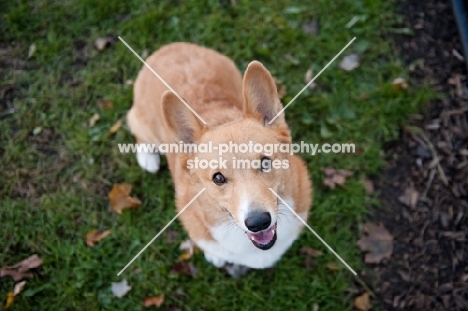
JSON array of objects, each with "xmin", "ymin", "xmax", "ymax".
[{"xmin": 127, "ymin": 43, "xmax": 312, "ymax": 274}]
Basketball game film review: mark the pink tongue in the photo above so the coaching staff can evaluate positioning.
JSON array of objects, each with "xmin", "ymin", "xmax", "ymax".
[{"xmin": 247, "ymin": 227, "xmax": 275, "ymax": 245}]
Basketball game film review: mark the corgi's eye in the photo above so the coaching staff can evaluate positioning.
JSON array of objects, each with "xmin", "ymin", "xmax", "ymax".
[
  {"xmin": 260, "ymin": 156, "xmax": 272, "ymax": 172},
  {"xmin": 212, "ymin": 172, "xmax": 227, "ymax": 185}
]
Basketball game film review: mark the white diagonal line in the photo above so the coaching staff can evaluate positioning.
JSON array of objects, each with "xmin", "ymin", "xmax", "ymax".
[
  {"xmin": 118, "ymin": 36, "xmax": 207, "ymax": 125},
  {"xmin": 268, "ymin": 37, "xmax": 356, "ymax": 124},
  {"xmin": 117, "ymin": 188, "xmax": 206, "ymax": 276},
  {"xmin": 268, "ymin": 188, "xmax": 357, "ymax": 275}
]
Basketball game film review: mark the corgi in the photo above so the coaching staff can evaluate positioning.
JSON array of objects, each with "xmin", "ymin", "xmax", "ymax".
[{"xmin": 127, "ymin": 43, "xmax": 312, "ymax": 277}]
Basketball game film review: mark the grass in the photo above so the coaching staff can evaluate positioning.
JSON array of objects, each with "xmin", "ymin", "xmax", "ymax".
[{"xmin": 1, "ymin": 0, "xmax": 433, "ymax": 310}]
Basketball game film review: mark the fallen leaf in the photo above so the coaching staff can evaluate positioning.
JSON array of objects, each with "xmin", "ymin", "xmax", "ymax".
[
  {"xmin": 100, "ymin": 99, "xmax": 114, "ymax": 109},
  {"xmin": 312, "ymin": 303, "xmax": 319, "ymax": 311},
  {"xmin": 89, "ymin": 113, "xmax": 100, "ymax": 127},
  {"xmin": 108, "ymin": 119, "xmax": 122, "ymax": 135},
  {"xmin": 354, "ymin": 292, "xmax": 371, "ymax": 311},
  {"xmin": 108, "ymin": 184, "xmax": 141, "ymax": 214},
  {"xmin": 392, "ymin": 77, "xmax": 409, "ymax": 90},
  {"xmin": 339, "ymin": 53, "xmax": 360, "ymax": 71},
  {"xmin": 363, "ymin": 178, "xmax": 374, "ymax": 194},
  {"xmin": 321, "ymin": 168, "xmax": 353, "ymax": 189},
  {"xmin": 305, "ymin": 69, "xmax": 317, "ymax": 90},
  {"xmin": 28, "ymin": 43, "xmax": 36, "ymax": 58},
  {"xmin": 86, "ymin": 229, "xmax": 111, "ymax": 247},
  {"xmin": 398, "ymin": 184, "xmax": 419, "ymax": 208},
  {"xmin": 171, "ymin": 261, "xmax": 197, "ymax": 277},
  {"xmin": 13, "ymin": 281, "xmax": 26, "ymax": 296},
  {"xmin": 300, "ymin": 247, "xmax": 323, "ymax": 258},
  {"xmin": 302, "ymin": 20, "xmax": 319, "ymax": 36},
  {"xmin": 94, "ymin": 37, "xmax": 113, "ymax": 51},
  {"xmin": 32, "ymin": 126, "xmax": 42, "ymax": 136},
  {"xmin": 325, "ymin": 262, "xmax": 340, "ymax": 271},
  {"xmin": 357, "ymin": 223, "xmax": 394, "ymax": 264},
  {"xmin": 111, "ymin": 279, "xmax": 131, "ymax": 298},
  {"xmin": 273, "ymin": 77, "xmax": 286, "ymax": 99},
  {"xmin": 0, "ymin": 254, "xmax": 43, "ymax": 282},
  {"xmin": 4, "ymin": 291, "xmax": 14, "ymax": 310},
  {"xmin": 143, "ymin": 295, "xmax": 165, "ymax": 308}
]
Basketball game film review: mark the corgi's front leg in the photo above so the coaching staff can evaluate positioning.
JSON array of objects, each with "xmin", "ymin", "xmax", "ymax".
[
  {"xmin": 136, "ymin": 143, "xmax": 160, "ymax": 174},
  {"xmin": 204, "ymin": 252, "xmax": 226, "ymax": 268}
]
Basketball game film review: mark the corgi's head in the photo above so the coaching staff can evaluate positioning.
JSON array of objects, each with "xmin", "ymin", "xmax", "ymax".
[{"xmin": 163, "ymin": 61, "xmax": 291, "ymax": 250}]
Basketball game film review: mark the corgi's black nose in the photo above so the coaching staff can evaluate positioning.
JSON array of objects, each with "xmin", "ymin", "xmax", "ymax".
[{"xmin": 244, "ymin": 211, "xmax": 271, "ymax": 232}]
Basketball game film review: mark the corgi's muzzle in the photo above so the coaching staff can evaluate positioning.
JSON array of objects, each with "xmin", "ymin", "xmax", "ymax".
[{"xmin": 244, "ymin": 211, "xmax": 277, "ymax": 250}]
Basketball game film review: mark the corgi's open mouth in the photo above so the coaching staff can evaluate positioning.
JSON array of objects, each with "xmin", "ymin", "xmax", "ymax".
[{"xmin": 246, "ymin": 223, "xmax": 277, "ymax": 250}]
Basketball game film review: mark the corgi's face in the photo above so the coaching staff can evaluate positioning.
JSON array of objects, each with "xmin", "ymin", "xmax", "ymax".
[{"xmin": 163, "ymin": 61, "xmax": 291, "ymax": 250}]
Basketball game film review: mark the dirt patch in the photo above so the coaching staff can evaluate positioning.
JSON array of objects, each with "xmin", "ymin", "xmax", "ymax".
[{"xmin": 370, "ymin": 0, "xmax": 468, "ymax": 310}]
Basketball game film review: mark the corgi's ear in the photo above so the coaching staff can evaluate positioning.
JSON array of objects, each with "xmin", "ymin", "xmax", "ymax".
[
  {"xmin": 162, "ymin": 90, "xmax": 205, "ymax": 143},
  {"xmin": 242, "ymin": 61, "xmax": 286, "ymax": 127}
]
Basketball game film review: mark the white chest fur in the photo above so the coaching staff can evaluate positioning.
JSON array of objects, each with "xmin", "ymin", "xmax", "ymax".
[{"xmin": 196, "ymin": 198, "xmax": 307, "ymax": 269}]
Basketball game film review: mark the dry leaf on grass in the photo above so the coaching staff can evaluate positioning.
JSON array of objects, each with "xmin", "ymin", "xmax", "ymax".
[
  {"xmin": 321, "ymin": 168, "xmax": 353, "ymax": 189},
  {"xmin": 143, "ymin": 295, "xmax": 165, "ymax": 308},
  {"xmin": 89, "ymin": 113, "xmax": 100, "ymax": 127},
  {"xmin": 354, "ymin": 292, "xmax": 371, "ymax": 311},
  {"xmin": 94, "ymin": 37, "xmax": 113, "ymax": 51},
  {"xmin": 108, "ymin": 184, "xmax": 141, "ymax": 214},
  {"xmin": 13, "ymin": 281, "xmax": 26, "ymax": 296},
  {"xmin": 111, "ymin": 279, "xmax": 131, "ymax": 298},
  {"xmin": 300, "ymin": 247, "xmax": 323, "ymax": 258},
  {"xmin": 0, "ymin": 254, "xmax": 43, "ymax": 282},
  {"xmin": 100, "ymin": 99, "xmax": 114, "ymax": 109},
  {"xmin": 4, "ymin": 291, "xmax": 14, "ymax": 310},
  {"xmin": 392, "ymin": 77, "xmax": 409, "ymax": 90},
  {"xmin": 325, "ymin": 262, "xmax": 340, "ymax": 271},
  {"xmin": 305, "ymin": 69, "xmax": 318, "ymax": 90},
  {"xmin": 171, "ymin": 261, "xmax": 197, "ymax": 277},
  {"xmin": 339, "ymin": 53, "xmax": 360, "ymax": 71},
  {"xmin": 86, "ymin": 229, "xmax": 111, "ymax": 247},
  {"xmin": 28, "ymin": 43, "xmax": 36, "ymax": 59},
  {"xmin": 363, "ymin": 178, "xmax": 374, "ymax": 194},
  {"xmin": 108, "ymin": 119, "xmax": 123, "ymax": 135},
  {"xmin": 398, "ymin": 184, "xmax": 419, "ymax": 208},
  {"xmin": 357, "ymin": 223, "xmax": 394, "ymax": 264}
]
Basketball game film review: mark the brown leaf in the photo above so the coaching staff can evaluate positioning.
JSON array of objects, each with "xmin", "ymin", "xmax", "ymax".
[
  {"xmin": 325, "ymin": 262, "xmax": 340, "ymax": 271},
  {"xmin": 108, "ymin": 119, "xmax": 123, "ymax": 135},
  {"xmin": 86, "ymin": 229, "xmax": 111, "ymax": 247},
  {"xmin": 300, "ymin": 247, "xmax": 323, "ymax": 258},
  {"xmin": 321, "ymin": 168, "xmax": 353, "ymax": 189},
  {"xmin": 363, "ymin": 178, "xmax": 374, "ymax": 194},
  {"xmin": 398, "ymin": 184, "xmax": 419, "ymax": 208},
  {"xmin": 357, "ymin": 223, "xmax": 394, "ymax": 264},
  {"xmin": 89, "ymin": 113, "xmax": 100, "ymax": 127},
  {"xmin": 100, "ymin": 99, "xmax": 114, "ymax": 109},
  {"xmin": 94, "ymin": 37, "xmax": 113, "ymax": 51},
  {"xmin": 108, "ymin": 184, "xmax": 141, "ymax": 214},
  {"xmin": 0, "ymin": 254, "xmax": 42, "ymax": 282},
  {"xmin": 354, "ymin": 292, "xmax": 371, "ymax": 311},
  {"xmin": 171, "ymin": 261, "xmax": 197, "ymax": 277},
  {"xmin": 143, "ymin": 295, "xmax": 165, "ymax": 308}
]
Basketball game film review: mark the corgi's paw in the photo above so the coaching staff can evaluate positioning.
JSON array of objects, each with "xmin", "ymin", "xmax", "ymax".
[
  {"xmin": 136, "ymin": 150, "xmax": 160, "ymax": 173},
  {"xmin": 224, "ymin": 263, "xmax": 249, "ymax": 278},
  {"xmin": 204, "ymin": 252, "xmax": 226, "ymax": 268}
]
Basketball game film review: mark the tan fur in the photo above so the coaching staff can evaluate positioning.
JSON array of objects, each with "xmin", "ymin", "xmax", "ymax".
[{"xmin": 127, "ymin": 43, "xmax": 312, "ymax": 268}]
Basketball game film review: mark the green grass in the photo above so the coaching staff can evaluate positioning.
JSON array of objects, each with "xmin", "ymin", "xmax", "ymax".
[{"xmin": 1, "ymin": 0, "xmax": 433, "ymax": 310}]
